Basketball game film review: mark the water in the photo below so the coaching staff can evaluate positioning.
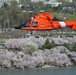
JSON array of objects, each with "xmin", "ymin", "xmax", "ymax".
[
  {"xmin": 0, "ymin": 66, "xmax": 76, "ymax": 75},
  {"xmin": 0, "ymin": 45, "xmax": 4, "ymax": 49}
]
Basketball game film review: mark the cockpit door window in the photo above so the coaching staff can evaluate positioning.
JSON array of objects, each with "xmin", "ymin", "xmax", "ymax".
[{"xmin": 32, "ymin": 21, "xmax": 38, "ymax": 27}]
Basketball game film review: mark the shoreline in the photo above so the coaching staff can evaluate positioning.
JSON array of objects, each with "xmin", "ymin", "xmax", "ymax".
[{"xmin": 0, "ymin": 65, "xmax": 74, "ymax": 70}]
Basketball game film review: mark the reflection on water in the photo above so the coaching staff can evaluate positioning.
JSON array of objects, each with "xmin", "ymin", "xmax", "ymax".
[{"xmin": 0, "ymin": 66, "xmax": 76, "ymax": 75}]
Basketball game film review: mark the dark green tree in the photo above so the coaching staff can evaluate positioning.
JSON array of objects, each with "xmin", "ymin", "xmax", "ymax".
[
  {"xmin": 10, "ymin": 0, "xmax": 18, "ymax": 7},
  {"xmin": 1, "ymin": 3, "xmax": 8, "ymax": 8},
  {"xmin": 42, "ymin": 39, "xmax": 54, "ymax": 50}
]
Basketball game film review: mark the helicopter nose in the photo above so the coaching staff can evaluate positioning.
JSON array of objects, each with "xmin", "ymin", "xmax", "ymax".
[{"xmin": 15, "ymin": 26, "xmax": 21, "ymax": 29}]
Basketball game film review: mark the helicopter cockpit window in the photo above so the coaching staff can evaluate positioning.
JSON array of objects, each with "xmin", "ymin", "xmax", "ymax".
[{"xmin": 32, "ymin": 21, "xmax": 38, "ymax": 27}]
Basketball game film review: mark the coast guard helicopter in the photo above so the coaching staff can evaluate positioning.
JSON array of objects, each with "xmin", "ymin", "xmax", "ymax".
[{"xmin": 15, "ymin": 12, "xmax": 76, "ymax": 31}]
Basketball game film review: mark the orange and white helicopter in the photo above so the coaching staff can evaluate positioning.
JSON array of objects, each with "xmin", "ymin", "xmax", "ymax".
[{"xmin": 15, "ymin": 12, "xmax": 76, "ymax": 31}]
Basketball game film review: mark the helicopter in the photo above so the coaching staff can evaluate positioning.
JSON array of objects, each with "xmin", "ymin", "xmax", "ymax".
[{"xmin": 15, "ymin": 12, "xmax": 76, "ymax": 31}]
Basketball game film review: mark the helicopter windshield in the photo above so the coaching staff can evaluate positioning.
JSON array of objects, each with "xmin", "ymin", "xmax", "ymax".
[{"xmin": 25, "ymin": 19, "xmax": 31, "ymax": 27}]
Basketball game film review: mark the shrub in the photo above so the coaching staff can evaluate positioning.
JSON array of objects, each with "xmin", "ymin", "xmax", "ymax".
[
  {"xmin": 63, "ymin": 43, "xmax": 70, "ymax": 50},
  {"xmin": 41, "ymin": 39, "xmax": 54, "ymax": 50},
  {"xmin": 71, "ymin": 44, "xmax": 76, "ymax": 52},
  {"xmin": 22, "ymin": 45, "xmax": 37, "ymax": 55},
  {"xmin": 63, "ymin": 43, "xmax": 76, "ymax": 52}
]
